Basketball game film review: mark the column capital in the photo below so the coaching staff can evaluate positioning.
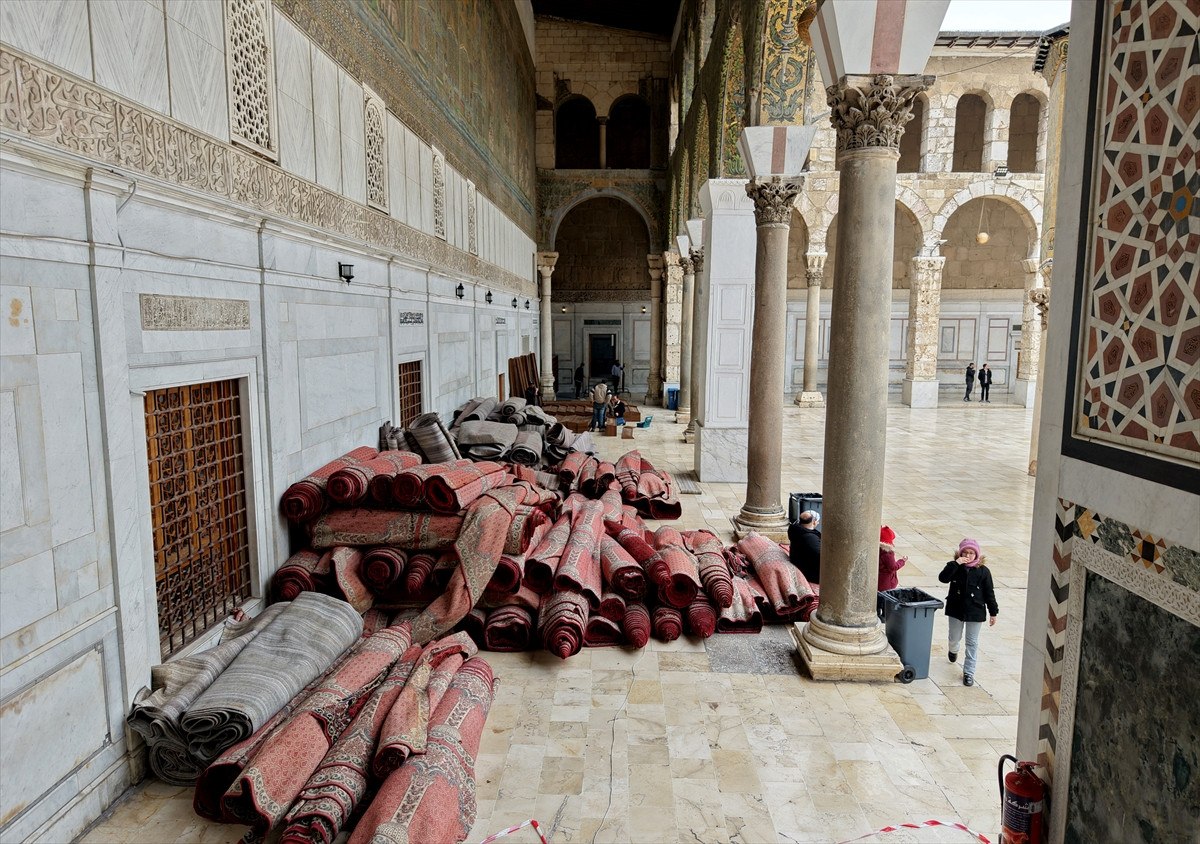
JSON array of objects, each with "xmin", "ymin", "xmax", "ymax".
[
  {"xmin": 647, "ymin": 253, "xmax": 664, "ymax": 272},
  {"xmin": 804, "ymin": 251, "xmax": 827, "ymax": 283},
  {"xmin": 745, "ymin": 176, "xmax": 803, "ymax": 227},
  {"xmin": 911, "ymin": 255, "xmax": 946, "ymax": 275},
  {"xmin": 663, "ymin": 251, "xmax": 682, "ymax": 269},
  {"xmin": 536, "ymin": 251, "xmax": 559, "ymax": 276},
  {"xmin": 1030, "ymin": 286, "xmax": 1051, "ymax": 323},
  {"xmin": 1021, "ymin": 257, "xmax": 1040, "ymax": 274},
  {"xmin": 826, "ymin": 74, "xmax": 933, "ymax": 155},
  {"xmin": 689, "ymin": 247, "xmax": 705, "ymax": 274},
  {"xmin": 596, "ymin": 115, "xmax": 609, "ymax": 125},
  {"xmin": 679, "ymin": 255, "xmax": 695, "ymax": 275}
]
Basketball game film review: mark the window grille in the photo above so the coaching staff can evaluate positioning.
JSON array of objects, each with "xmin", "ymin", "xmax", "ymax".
[
  {"xmin": 397, "ymin": 361, "xmax": 423, "ymax": 427},
  {"xmin": 226, "ymin": 0, "xmax": 277, "ymax": 160},
  {"xmin": 365, "ymin": 96, "xmax": 388, "ymax": 211},
  {"xmin": 145, "ymin": 379, "xmax": 252, "ymax": 657}
]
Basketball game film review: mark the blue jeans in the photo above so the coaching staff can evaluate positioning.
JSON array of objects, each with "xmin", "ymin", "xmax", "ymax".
[
  {"xmin": 591, "ymin": 402, "xmax": 607, "ymax": 430},
  {"xmin": 948, "ymin": 617, "xmax": 983, "ymax": 677}
]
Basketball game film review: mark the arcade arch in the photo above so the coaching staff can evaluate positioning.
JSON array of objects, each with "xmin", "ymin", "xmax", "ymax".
[
  {"xmin": 786, "ymin": 209, "xmax": 811, "ymax": 289},
  {"xmin": 953, "ymin": 93, "xmax": 989, "ymax": 172},
  {"xmin": 821, "ymin": 202, "xmax": 924, "ymax": 288},
  {"xmin": 1008, "ymin": 92, "xmax": 1043, "ymax": 173},
  {"xmin": 607, "ymin": 95, "xmax": 652, "ymax": 169},
  {"xmin": 940, "ymin": 196, "xmax": 1038, "ymax": 289},
  {"xmin": 556, "ymin": 96, "xmax": 599, "ymax": 168},
  {"xmin": 551, "ymin": 196, "xmax": 652, "ymax": 301}
]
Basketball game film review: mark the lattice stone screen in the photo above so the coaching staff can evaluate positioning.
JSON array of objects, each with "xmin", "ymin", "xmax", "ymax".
[
  {"xmin": 225, "ymin": 0, "xmax": 277, "ymax": 160},
  {"xmin": 398, "ymin": 361, "xmax": 423, "ymax": 426},
  {"xmin": 365, "ymin": 94, "xmax": 388, "ymax": 211}
]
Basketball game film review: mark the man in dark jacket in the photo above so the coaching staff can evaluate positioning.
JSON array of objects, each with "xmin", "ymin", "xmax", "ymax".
[
  {"xmin": 978, "ymin": 364, "xmax": 993, "ymax": 402},
  {"xmin": 964, "ymin": 362, "xmax": 976, "ymax": 402},
  {"xmin": 787, "ymin": 510, "xmax": 822, "ymax": 585}
]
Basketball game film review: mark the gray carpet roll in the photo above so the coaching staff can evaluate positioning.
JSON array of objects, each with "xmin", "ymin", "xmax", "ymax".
[{"xmin": 454, "ymin": 420, "xmax": 518, "ymax": 460}]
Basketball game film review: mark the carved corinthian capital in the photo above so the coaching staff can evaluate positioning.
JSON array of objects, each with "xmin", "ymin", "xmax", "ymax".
[
  {"xmin": 745, "ymin": 176, "xmax": 804, "ymax": 226},
  {"xmin": 689, "ymin": 248, "xmax": 705, "ymax": 274},
  {"xmin": 827, "ymin": 74, "xmax": 934, "ymax": 154},
  {"xmin": 1030, "ymin": 286, "xmax": 1051, "ymax": 325}
]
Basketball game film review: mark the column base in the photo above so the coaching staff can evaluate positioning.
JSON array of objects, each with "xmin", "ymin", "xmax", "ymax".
[
  {"xmin": 540, "ymin": 375, "xmax": 556, "ymax": 403},
  {"xmin": 682, "ymin": 419, "xmax": 696, "ymax": 443},
  {"xmin": 794, "ymin": 391, "xmax": 825, "ymax": 407},
  {"xmin": 790, "ymin": 617, "xmax": 903, "ymax": 682},
  {"xmin": 902, "ymin": 378, "xmax": 940, "ymax": 408},
  {"xmin": 646, "ymin": 378, "xmax": 663, "ymax": 406},
  {"xmin": 695, "ymin": 423, "xmax": 747, "ymax": 483},
  {"xmin": 732, "ymin": 507, "xmax": 789, "ymax": 542},
  {"xmin": 1013, "ymin": 377, "xmax": 1036, "ymax": 407},
  {"xmin": 675, "ymin": 406, "xmax": 691, "ymax": 426}
]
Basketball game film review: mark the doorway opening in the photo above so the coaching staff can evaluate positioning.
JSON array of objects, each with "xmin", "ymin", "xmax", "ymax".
[{"xmin": 589, "ymin": 333, "xmax": 616, "ymax": 380}]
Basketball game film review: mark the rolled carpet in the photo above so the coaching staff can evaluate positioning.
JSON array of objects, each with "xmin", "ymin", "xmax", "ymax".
[
  {"xmin": 578, "ymin": 458, "xmax": 598, "ymax": 495},
  {"xmin": 508, "ymin": 506, "xmax": 551, "ymax": 556},
  {"xmin": 509, "ymin": 430, "xmax": 543, "ymax": 466},
  {"xmin": 656, "ymin": 545, "xmax": 702, "ymax": 609},
  {"xmin": 483, "ymin": 603, "xmax": 534, "ymax": 652},
  {"xmin": 330, "ymin": 546, "xmax": 374, "ymax": 614},
  {"xmin": 684, "ymin": 529, "xmax": 735, "ymax": 609},
  {"xmin": 455, "ymin": 419, "xmax": 518, "ymax": 460},
  {"xmin": 281, "ymin": 446, "xmax": 378, "ymax": 523},
  {"xmin": 309, "ymin": 508, "xmax": 464, "ymax": 551},
  {"xmin": 326, "ymin": 451, "xmax": 422, "ymax": 506},
  {"xmin": 499, "ymin": 396, "xmax": 527, "ymax": 418},
  {"xmin": 652, "ymin": 605, "xmax": 683, "ymax": 642},
  {"xmin": 735, "ymin": 531, "xmax": 817, "ymax": 619},
  {"xmin": 592, "ymin": 461, "xmax": 617, "ymax": 496},
  {"xmin": 685, "ymin": 595, "xmax": 718, "ymax": 638},
  {"xmin": 458, "ymin": 608, "xmax": 487, "ymax": 648},
  {"xmin": 597, "ymin": 591, "xmax": 627, "ymax": 623},
  {"xmin": 609, "ymin": 524, "xmax": 670, "ymax": 587},
  {"xmin": 557, "ymin": 450, "xmax": 587, "ymax": 486},
  {"xmin": 217, "ymin": 623, "xmax": 413, "ymax": 832},
  {"xmin": 524, "ymin": 514, "xmax": 570, "ymax": 593},
  {"xmin": 600, "ymin": 535, "xmax": 646, "ymax": 600},
  {"xmin": 272, "ymin": 549, "xmax": 333, "ymax": 601},
  {"xmin": 615, "ymin": 450, "xmax": 642, "ymax": 499},
  {"xmin": 652, "ymin": 525, "xmax": 686, "ymax": 549},
  {"xmin": 346, "ymin": 657, "xmax": 496, "ymax": 844},
  {"xmin": 404, "ymin": 551, "xmax": 437, "ymax": 593},
  {"xmin": 717, "ymin": 577, "xmax": 763, "ymax": 633},
  {"xmin": 539, "ymin": 589, "xmax": 589, "ymax": 659},
  {"xmin": 129, "ymin": 603, "xmax": 288, "ymax": 786},
  {"xmin": 362, "ymin": 547, "xmax": 407, "ymax": 595},
  {"xmin": 485, "ymin": 552, "xmax": 524, "ymax": 595},
  {"xmin": 423, "ymin": 460, "xmax": 509, "ymax": 514},
  {"xmin": 554, "ymin": 500, "xmax": 605, "ymax": 609},
  {"xmin": 180, "ymin": 592, "xmax": 363, "ymax": 767},
  {"xmin": 408, "ymin": 412, "xmax": 460, "ymax": 463},
  {"xmin": 453, "ymin": 397, "xmax": 495, "ymax": 427},
  {"xmin": 583, "ymin": 613, "xmax": 623, "ymax": 647},
  {"xmin": 623, "ymin": 601, "xmax": 651, "ymax": 648},
  {"xmin": 392, "ymin": 459, "xmax": 473, "ymax": 509}
]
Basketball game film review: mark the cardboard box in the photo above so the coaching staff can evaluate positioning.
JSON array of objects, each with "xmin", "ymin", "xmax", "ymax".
[{"xmin": 621, "ymin": 426, "xmax": 634, "ymax": 439}]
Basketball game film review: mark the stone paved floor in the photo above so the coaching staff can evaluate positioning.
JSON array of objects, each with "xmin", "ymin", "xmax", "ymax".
[{"xmin": 81, "ymin": 397, "xmax": 1035, "ymax": 844}]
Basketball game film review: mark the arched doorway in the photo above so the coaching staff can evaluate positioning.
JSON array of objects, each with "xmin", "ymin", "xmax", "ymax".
[
  {"xmin": 556, "ymin": 96, "xmax": 599, "ymax": 169},
  {"xmin": 607, "ymin": 95, "xmax": 652, "ymax": 168}
]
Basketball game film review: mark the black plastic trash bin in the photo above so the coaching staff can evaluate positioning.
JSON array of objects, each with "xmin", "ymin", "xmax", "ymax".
[
  {"xmin": 788, "ymin": 492, "xmax": 823, "ymax": 523},
  {"xmin": 877, "ymin": 587, "xmax": 945, "ymax": 683}
]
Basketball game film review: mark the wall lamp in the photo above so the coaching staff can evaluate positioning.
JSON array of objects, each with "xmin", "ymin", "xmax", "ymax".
[
  {"xmin": 485, "ymin": 290, "xmax": 493, "ymax": 304},
  {"xmin": 512, "ymin": 297, "xmax": 519, "ymax": 309},
  {"xmin": 455, "ymin": 283, "xmax": 465, "ymax": 299},
  {"xmin": 641, "ymin": 306, "xmax": 647, "ymax": 313},
  {"xmin": 338, "ymin": 263, "xmax": 354, "ymax": 284},
  {"xmin": 561, "ymin": 306, "xmax": 567, "ymax": 313},
  {"xmin": 525, "ymin": 299, "xmax": 531, "ymax": 310}
]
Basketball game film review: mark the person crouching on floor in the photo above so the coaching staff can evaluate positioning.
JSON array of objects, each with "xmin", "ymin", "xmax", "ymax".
[
  {"xmin": 788, "ymin": 510, "xmax": 822, "ymax": 586},
  {"xmin": 938, "ymin": 538, "xmax": 998, "ymax": 687},
  {"xmin": 877, "ymin": 525, "xmax": 908, "ymax": 591}
]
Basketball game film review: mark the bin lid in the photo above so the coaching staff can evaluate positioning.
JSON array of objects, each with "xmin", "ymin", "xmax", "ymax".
[{"xmin": 878, "ymin": 587, "xmax": 945, "ymax": 609}]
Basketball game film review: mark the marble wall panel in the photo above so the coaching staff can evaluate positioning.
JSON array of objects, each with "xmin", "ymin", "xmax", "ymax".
[
  {"xmin": 403, "ymin": 125, "xmax": 423, "ymax": 227},
  {"xmin": 0, "ymin": 0, "xmax": 92, "ymax": 80},
  {"xmin": 0, "ymin": 550, "xmax": 56, "ymax": 638},
  {"xmin": 300, "ymin": 349, "xmax": 377, "ymax": 431},
  {"xmin": 338, "ymin": 69, "xmax": 365, "ymax": 204},
  {"xmin": 273, "ymin": 12, "xmax": 315, "ymax": 180},
  {"xmin": 311, "ymin": 47, "xmax": 342, "ymax": 192},
  {"xmin": 37, "ymin": 353, "xmax": 93, "ymax": 547},
  {"xmin": 386, "ymin": 113, "xmax": 407, "ymax": 226},
  {"xmin": 0, "ymin": 392, "xmax": 23, "ymax": 532},
  {"xmin": 90, "ymin": 0, "xmax": 170, "ymax": 114},
  {"xmin": 166, "ymin": 0, "xmax": 228, "ymax": 141}
]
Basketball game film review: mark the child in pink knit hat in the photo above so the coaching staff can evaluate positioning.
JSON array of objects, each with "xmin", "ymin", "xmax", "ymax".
[{"xmin": 938, "ymin": 538, "xmax": 998, "ymax": 686}]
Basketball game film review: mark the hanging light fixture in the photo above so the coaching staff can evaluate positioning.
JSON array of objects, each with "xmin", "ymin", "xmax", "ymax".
[
  {"xmin": 975, "ymin": 198, "xmax": 991, "ymax": 244},
  {"xmin": 455, "ymin": 283, "xmax": 465, "ymax": 299}
]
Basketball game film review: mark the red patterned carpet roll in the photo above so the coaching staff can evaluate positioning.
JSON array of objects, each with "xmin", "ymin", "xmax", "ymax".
[
  {"xmin": 717, "ymin": 577, "xmax": 763, "ymax": 633},
  {"xmin": 557, "ymin": 451, "xmax": 588, "ymax": 486},
  {"xmin": 656, "ymin": 545, "xmax": 701, "ymax": 609},
  {"xmin": 539, "ymin": 590, "xmax": 589, "ymax": 659},
  {"xmin": 584, "ymin": 461, "xmax": 616, "ymax": 498},
  {"xmin": 309, "ymin": 509, "xmax": 464, "ymax": 551},
  {"xmin": 330, "ymin": 546, "xmax": 373, "ymax": 614},
  {"xmin": 362, "ymin": 547, "xmax": 407, "ymax": 594},
  {"xmin": 524, "ymin": 514, "xmax": 570, "ymax": 593},
  {"xmin": 583, "ymin": 613, "xmax": 623, "ymax": 647},
  {"xmin": 326, "ymin": 451, "xmax": 422, "ymax": 506},
  {"xmin": 610, "ymin": 525, "xmax": 670, "ymax": 587},
  {"xmin": 554, "ymin": 501, "xmax": 605, "ymax": 609},
  {"xmin": 458, "ymin": 608, "xmax": 487, "ymax": 648},
  {"xmin": 404, "ymin": 552, "xmax": 437, "ymax": 593},
  {"xmin": 651, "ymin": 605, "xmax": 683, "ymax": 642},
  {"xmin": 615, "ymin": 450, "xmax": 642, "ymax": 498},
  {"xmin": 685, "ymin": 595, "xmax": 718, "ymax": 638},
  {"xmin": 281, "ymin": 446, "xmax": 378, "ymax": 523},
  {"xmin": 600, "ymin": 487, "xmax": 624, "ymax": 525},
  {"xmin": 578, "ymin": 457, "xmax": 598, "ymax": 494},
  {"xmin": 600, "ymin": 535, "xmax": 646, "ymax": 599},
  {"xmin": 483, "ymin": 603, "xmax": 535, "ymax": 652},
  {"xmin": 735, "ymin": 531, "xmax": 817, "ymax": 619},
  {"xmin": 485, "ymin": 553, "xmax": 524, "ymax": 595},
  {"xmin": 424, "ymin": 460, "xmax": 509, "ymax": 514},
  {"xmin": 652, "ymin": 525, "xmax": 686, "ymax": 550},
  {"xmin": 623, "ymin": 602, "xmax": 651, "ymax": 647},
  {"xmin": 508, "ymin": 506, "xmax": 550, "ymax": 556},
  {"xmin": 273, "ymin": 549, "xmax": 333, "ymax": 601},
  {"xmin": 597, "ymin": 591, "xmax": 627, "ymax": 623},
  {"xmin": 684, "ymin": 529, "xmax": 735, "ymax": 609},
  {"xmin": 391, "ymin": 459, "xmax": 472, "ymax": 508},
  {"xmin": 347, "ymin": 656, "xmax": 496, "ymax": 844}
]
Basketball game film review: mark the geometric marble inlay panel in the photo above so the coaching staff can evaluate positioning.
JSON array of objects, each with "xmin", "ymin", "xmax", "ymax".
[
  {"xmin": 1075, "ymin": 0, "xmax": 1200, "ymax": 462},
  {"xmin": 139, "ymin": 294, "xmax": 251, "ymax": 331}
]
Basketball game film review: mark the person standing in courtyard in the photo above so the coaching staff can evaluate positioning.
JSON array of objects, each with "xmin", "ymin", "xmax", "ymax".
[
  {"xmin": 964, "ymin": 362, "xmax": 976, "ymax": 402},
  {"xmin": 574, "ymin": 364, "xmax": 584, "ymax": 399},
  {"xmin": 978, "ymin": 363, "xmax": 992, "ymax": 402},
  {"xmin": 877, "ymin": 525, "xmax": 908, "ymax": 591},
  {"xmin": 610, "ymin": 360, "xmax": 623, "ymax": 393},
  {"xmin": 939, "ymin": 538, "xmax": 998, "ymax": 687},
  {"xmin": 589, "ymin": 380, "xmax": 609, "ymax": 432}
]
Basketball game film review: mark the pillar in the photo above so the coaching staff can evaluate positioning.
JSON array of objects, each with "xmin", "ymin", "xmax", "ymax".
[
  {"xmin": 795, "ymin": 73, "xmax": 931, "ymax": 682},
  {"xmin": 675, "ymin": 253, "xmax": 695, "ymax": 425},
  {"xmin": 646, "ymin": 254, "xmax": 665, "ymax": 404},
  {"xmin": 598, "ymin": 116, "xmax": 608, "ymax": 169},
  {"xmin": 901, "ymin": 255, "xmax": 946, "ymax": 408},
  {"xmin": 1027, "ymin": 276, "xmax": 1051, "ymax": 475},
  {"xmin": 1013, "ymin": 257, "xmax": 1042, "ymax": 406},
  {"xmin": 795, "ymin": 252, "xmax": 827, "ymax": 407},
  {"xmin": 683, "ymin": 246, "xmax": 705, "ymax": 439},
  {"xmin": 662, "ymin": 252, "xmax": 684, "ymax": 389},
  {"xmin": 536, "ymin": 252, "xmax": 558, "ymax": 401},
  {"xmin": 732, "ymin": 177, "xmax": 803, "ymax": 539}
]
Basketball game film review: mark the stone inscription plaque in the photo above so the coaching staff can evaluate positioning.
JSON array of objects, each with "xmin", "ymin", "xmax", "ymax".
[
  {"xmin": 140, "ymin": 294, "xmax": 251, "ymax": 331},
  {"xmin": 397, "ymin": 311, "xmax": 424, "ymax": 325}
]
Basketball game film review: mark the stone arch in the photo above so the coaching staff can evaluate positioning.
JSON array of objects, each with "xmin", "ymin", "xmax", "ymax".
[
  {"xmin": 1008, "ymin": 90, "xmax": 1047, "ymax": 174},
  {"xmin": 552, "ymin": 197, "xmax": 653, "ymax": 302},
  {"xmin": 933, "ymin": 182, "xmax": 1042, "ymax": 257},
  {"xmin": 939, "ymin": 195, "xmax": 1039, "ymax": 290},
  {"xmin": 555, "ymin": 95, "xmax": 599, "ymax": 169},
  {"xmin": 821, "ymin": 201, "xmax": 926, "ymax": 289},
  {"xmin": 898, "ymin": 92, "xmax": 927, "ymax": 173},
  {"xmin": 951, "ymin": 89, "xmax": 993, "ymax": 172},
  {"xmin": 547, "ymin": 188, "xmax": 656, "ymax": 250},
  {"xmin": 787, "ymin": 207, "xmax": 812, "ymax": 289},
  {"xmin": 822, "ymin": 186, "xmax": 935, "ymax": 252},
  {"xmin": 608, "ymin": 93, "xmax": 652, "ymax": 168}
]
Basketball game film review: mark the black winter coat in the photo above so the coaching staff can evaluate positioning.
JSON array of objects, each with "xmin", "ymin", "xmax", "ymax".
[
  {"xmin": 788, "ymin": 524, "xmax": 822, "ymax": 586},
  {"xmin": 939, "ymin": 561, "xmax": 998, "ymax": 622},
  {"xmin": 965, "ymin": 366, "xmax": 976, "ymax": 385},
  {"xmin": 979, "ymin": 368, "xmax": 993, "ymax": 386}
]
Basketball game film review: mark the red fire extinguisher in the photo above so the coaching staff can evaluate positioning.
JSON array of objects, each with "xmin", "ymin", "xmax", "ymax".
[{"xmin": 998, "ymin": 754, "xmax": 1046, "ymax": 844}]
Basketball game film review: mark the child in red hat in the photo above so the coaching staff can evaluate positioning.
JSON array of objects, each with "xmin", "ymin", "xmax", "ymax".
[{"xmin": 877, "ymin": 525, "xmax": 907, "ymax": 591}]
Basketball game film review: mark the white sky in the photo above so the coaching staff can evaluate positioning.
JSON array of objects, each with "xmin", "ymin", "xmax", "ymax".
[{"xmin": 941, "ymin": 0, "xmax": 1072, "ymax": 32}]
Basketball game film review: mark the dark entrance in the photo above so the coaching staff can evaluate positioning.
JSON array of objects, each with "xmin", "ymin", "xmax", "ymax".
[{"xmin": 589, "ymin": 333, "xmax": 615, "ymax": 379}]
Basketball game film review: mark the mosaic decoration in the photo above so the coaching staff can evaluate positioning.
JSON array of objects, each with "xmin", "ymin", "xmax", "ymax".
[
  {"xmin": 755, "ymin": 0, "xmax": 814, "ymax": 125},
  {"xmin": 1037, "ymin": 498, "xmax": 1200, "ymax": 781},
  {"xmin": 693, "ymin": 105, "xmax": 710, "ymax": 217},
  {"xmin": 720, "ymin": 24, "xmax": 747, "ymax": 178},
  {"xmin": 1076, "ymin": 0, "xmax": 1200, "ymax": 460}
]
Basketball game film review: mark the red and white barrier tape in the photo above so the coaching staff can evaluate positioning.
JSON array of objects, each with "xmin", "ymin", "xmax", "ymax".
[
  {"xmin": 836, "ymin": 818, "xmax": 991, "ymax": 844},
  {"xmin": 478, "ymin": 818, "xmax": 550, "ymax": 844}
]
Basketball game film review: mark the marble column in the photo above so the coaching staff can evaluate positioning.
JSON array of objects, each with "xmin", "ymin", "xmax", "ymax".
[
  {"xmin": 662, "ymin": 252, "xmax": 684, "ymax": 388},
  {"xmin": 646, "ymin": 254, "xmax": 665, "ymax": 404},
  {"xmin": 676, "ymin": 253, "xmax": 696, "ymax": 425},
  {"xmin": 683, "ymin": 246, "xmax": 705, "ymax": 440},
  {"xmin": 795, "ymin": 73, "xmax": 930, "ymax": 682},
  {"xmin": 598, "ymin": 116, "xmax": 608, "ymax": 169},
  {"xmin": 536, "ymin": 252, "xmax": 558, "ymax": 401},
  {"xmin": 901, "ymin": 255, "xmax": 946, "ymax": 408},
  {"xmin": 733, "ymin": 177, "xmax": 803, "ymax": 539},
  {"xmin": 795, "ymin": 252, "xmax": 827, "ymax": 407},
  {"xmin": 1027, "ymin": 274, "xmax": 1051, "ymax": 475},
  {"xmin": 1014, "ymin": 257, "xmax": 1042, "ymax": 406}
]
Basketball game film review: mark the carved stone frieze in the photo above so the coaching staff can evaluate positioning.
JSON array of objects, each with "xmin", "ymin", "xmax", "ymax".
[
  {"xmin": 826, "ymin": 74, "xmax": 933, "ymax": 154},
  {"xmin": 467, "ymin": 180, "xmax": 477, "ymax": 255},
  {"xmin": 140, "ymin": 294, "xmax": 251, "ymax": 331},
  {"xmin": 0, "ymin": 48, "xmax": 530, "ymax": 294},
  {"xmin": 745, "ymin": 176, "xmax": 803, "ymax": 226},
  {"xmin": 432, "ymin": 148, "xmax": 446, "ymax": 240}
]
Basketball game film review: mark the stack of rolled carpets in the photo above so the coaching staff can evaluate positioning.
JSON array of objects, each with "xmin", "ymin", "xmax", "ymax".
[
  {"xmin": 540, "ymin": 589, "xmax": 589, "ymax": 658},
  {"xmin": 326, "ymin": 451, "xmax": 423, "ymax": 506},
  {"xmin": 735, "ymin": 531, "xmax": 818, "ymax": 620},
  {"xmin": 554, "ymin": 500, "xmax": 605, "ymax": 609},
  {"xmin": 509, "ymin": 430, "xmax": 543, "ymax": 466},
  {"xmin": 609, "ymin": 523, "xmax": 670, "ymax": 587},
  {"xmin": 455, "ymin": 419, "xmax": 519, "ymax": 460},
  {"xmin": 544, "ymin": 422, "xmax": 575, "ymax": 462},
  {"xmin": 407, "ymin": 412, "xmax": 460, "ymax": 463},
  {"xmin": 281, "ymin": 446, "xmax": 378, "ymax": 523},
  {"xmin": 498, "ymin": 396, "xmax": 527, "ymax": 422},
  {"xmin": 615, "ymin": 451, "xmax": 682, "ymax": 520},
  {"xmin": 392, "ymin": 459, "xmax": 473, "ymax": 508},
  {"xmin": 452, "ymin": 397, "xmax": 497, "ymax": 427},
  {"xmin": 273, "ymin": 550, "xmax": 333, "ymax": 601},
  {"xmin": 423, "ymin": 460, "xmax": 508, "ymax": 513},
  {"xmin": 309, "ymin": 509, "xmax": 466, "ymax": 552}
]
